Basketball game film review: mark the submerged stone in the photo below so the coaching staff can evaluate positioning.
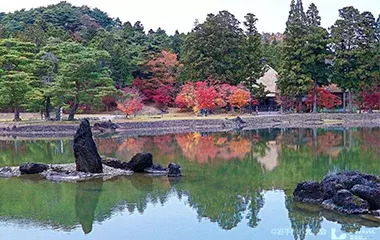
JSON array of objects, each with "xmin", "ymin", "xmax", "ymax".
[
  {"xmin": 168, "ymin": 163, "xmax": 182, "ymax": 177},
  {"xmin": 144, "ymin": 164, "xmax": 168, "ymax": 175},
  {"xmin": 19, "ymin": 162, "xmax": 49, "ymax": 174}
]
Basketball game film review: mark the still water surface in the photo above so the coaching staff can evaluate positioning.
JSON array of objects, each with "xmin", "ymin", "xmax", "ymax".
[{"xmin": 0, "ymin": 128, "xmax": 380, "ymax": 240}]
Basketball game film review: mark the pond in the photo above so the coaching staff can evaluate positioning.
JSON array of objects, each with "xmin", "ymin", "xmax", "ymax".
[{"xmin": 0, "ymin": 128, "xmax": 380, "ymax": 240}]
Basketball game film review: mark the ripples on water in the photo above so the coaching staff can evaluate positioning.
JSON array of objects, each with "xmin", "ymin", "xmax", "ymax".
[{"xmin": 0, "ymin": 128, "xmax": 379, "ymax": 240}]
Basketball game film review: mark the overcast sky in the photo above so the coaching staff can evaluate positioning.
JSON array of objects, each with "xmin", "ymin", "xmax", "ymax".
[{"xmin": 0, "ymin": 0, "xmax": 379, "ymax": 34}]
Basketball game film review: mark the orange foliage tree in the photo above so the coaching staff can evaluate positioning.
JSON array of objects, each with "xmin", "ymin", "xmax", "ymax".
[
  {"xmin": 229, "ymin": 88, "xmax": 251, "ymax": 112},
  {"xmin": 116, "ymin": 87, "xmax": 144, "ymax": 117}
]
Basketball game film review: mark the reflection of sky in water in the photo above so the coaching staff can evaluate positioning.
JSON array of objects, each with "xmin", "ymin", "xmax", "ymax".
[{"xmin": 1, "ymin": 191, "xmax": 379, "ymax": 240}]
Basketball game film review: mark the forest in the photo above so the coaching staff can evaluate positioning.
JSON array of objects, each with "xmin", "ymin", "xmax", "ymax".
[{"xmin": 0, "ymin": 0, "xmax": 379, "ymax": 121}]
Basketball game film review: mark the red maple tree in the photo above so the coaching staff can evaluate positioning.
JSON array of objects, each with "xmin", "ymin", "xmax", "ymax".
[
  {"xmin": 361, "ymin": 86, "xmax": 380, "ymax": 111},
  {"xmin": 135, "ymin": 50, "xmax": 181, "ymax": 109},
  {"xmin": 306, "ymin": 88, "xmax": 342, "ymax": 110}
]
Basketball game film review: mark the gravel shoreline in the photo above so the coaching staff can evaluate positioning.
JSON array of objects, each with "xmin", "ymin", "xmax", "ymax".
[{"xmin": 1, "ymin": 113, "xmax": 380, "ymax": 137}]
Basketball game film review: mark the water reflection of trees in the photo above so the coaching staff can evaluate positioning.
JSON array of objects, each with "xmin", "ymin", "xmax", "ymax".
[
  {"xmin": 285, "ymin": 194, "xmax": 380, "ymax": 240},
  {"xmin": 0, "ymin": 139, "xmax": 73, "ymax": 166},
  {"xmin": 0, "ymin": 128, "xmax": 380, "ymax": 236}
]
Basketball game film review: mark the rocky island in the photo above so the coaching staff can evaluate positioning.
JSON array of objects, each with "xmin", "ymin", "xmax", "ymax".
[
  {"xmin": 294, "ymin": 171, "xmax": 380, "ymax": 217},
  {"xmin": 0, "ymin": 119, "xmax": 182, "ymax": 182}
]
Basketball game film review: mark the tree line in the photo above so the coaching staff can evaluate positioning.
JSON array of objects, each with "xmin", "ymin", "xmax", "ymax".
[{"xmin": 0, "ymin": 1, "xmax": 379, "ymax": 121}]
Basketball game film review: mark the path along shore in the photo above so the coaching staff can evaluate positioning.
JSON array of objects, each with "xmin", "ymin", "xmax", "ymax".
[{"xmin": 0, "ymin": 113, "xmax": 380, "ymax": 137}]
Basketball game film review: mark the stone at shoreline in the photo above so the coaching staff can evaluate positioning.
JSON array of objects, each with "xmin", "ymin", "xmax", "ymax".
[
  {"xmin": 101, "ymin": 156, "xmax": 182, "ymax": 177},
  {"xmin": 293, "ymin": 181, "xmax": 325, "ymax": 204},
  {"xmin": 294, "ymin": 171, "xmax": 380, "ymax": 215},
  {"xmin": 42, "ymin": 164, "xmax": 133, "ymax": 182},
  {"xmin": 322, "ymin": 190, "xmax": 369, "ymax": 215},
  {"xmin": 102, "ymin": 157, "xmax": 128, "ymax": 169},
  {"xmin": 93, "ymin": 120, "xmax": 119, "ymax": 133},
  {"xmin": 127, "ymin": 153, "xmax": 153, "ymax": 172},
  {"xmin": 0, "ymin": 167, "xmax": 16, "ymax": 178},
  {"xmin": 19, "ymin": 162, "xmax": 49, "ymax": 174},
  {"xmin": 351, "ymin": 184, "xmax": 380, "ymax": 210},
  {"xmin": 74, "ymin": 119, "xmax": 103, "ymax": 173},
  {"xmin": 168, "ymin": 163, "xmax": 182, "ymax": 177}
]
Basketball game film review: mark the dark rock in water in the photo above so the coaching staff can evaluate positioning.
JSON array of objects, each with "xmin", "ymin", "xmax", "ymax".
[
  {"xmin": 102, "ymin": 157, "xmax": 128, "ymax": 169},
  {"xmin": 321, "ymin": 181, "xmax": 345, "ymax": 200},
  {"xmin": 322, "ymin": 171, "xmax": 378, "ymax": 190},
  {"xmin": 19, "ymin": 163, "xmax": 49, "ymax": 174},
  {"xmin": 293, "ymin": 181, "xmax": 324, "ymax": 204},
  {"xmin": 74, "ymin": 119, "xmax": 103, "ymax": 173},
  {"xmin": 127, "ymin": 153, "xmax": 153, "ymax": 172},
  {"xmin": 322, "ymin": 189, "xmax": 369, "ymax": 214},
  {"xmin": 144, "ymin": 164, "xmax": 168, "ymax": 175},
  {"xmin": 321, "ymin": 171, "xmax": 378, "ymax": 200},
  {"xmin": 351, "ymin": 184, "xmax": 380, "ymax": 210},
  {"xmin": 168, "ymin": 163, "xmax": 182, "ymax": 177},
  {"xmin": 93, "ymin": 120, "xmax": 119, "ymax": 133},
  {"xmin": 294, "ymin": 171, "xmax": 380, "ymax": 215}
]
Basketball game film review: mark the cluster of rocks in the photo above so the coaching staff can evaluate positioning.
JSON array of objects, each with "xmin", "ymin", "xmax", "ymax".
[
  {"xmin": 294, "ymin": 171, "xmax": 380, "ymax": 215},
  {"xmin": 0, "ymin": 119, "xmax": 182, "ymax": 182},
  {"xmin": 102, "ymin": 154, "xmax": 181, "ymax": 177}
]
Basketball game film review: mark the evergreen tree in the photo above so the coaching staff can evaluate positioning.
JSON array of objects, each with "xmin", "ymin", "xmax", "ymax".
[
  {"xmin": 169, "ymin": 30, "xmax": 185, "ymax": 59},
  {"xmin": 241, "ymin": 13, "xmax": 266, "ymax": 112},
  {"xmin": 42, "ymin": 40, "xmax": 116, "ymax": 120},
  {"xmin": 330, "ymin": 7, "xmax": 375, "ymax": 112},
  {"xmin": 278, "ymin": 0, "xmax": 311, "ymax": 112},
  {"xmin": 181, "ymin": 11, "xmax": 244, "ymax": 84},
  {"xmin": 0, "ymin": 39, "xmax": 39, "ymax": 121},
  {"xmin": 304, "ymin": 3, "xmax": 330, "ymax": 113}
]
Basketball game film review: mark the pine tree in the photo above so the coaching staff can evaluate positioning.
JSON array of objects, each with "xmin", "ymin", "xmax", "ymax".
[
  {"xmin": 0, "ymin": 39, "xmax": 38, "ymax": 121},
  {"xmin": 278, "ymin": 0, "xmax": 311, "ymax": 113},
  {"xmin": 43, "ymin": 40, "xmax": 116, "ymax": 120}
]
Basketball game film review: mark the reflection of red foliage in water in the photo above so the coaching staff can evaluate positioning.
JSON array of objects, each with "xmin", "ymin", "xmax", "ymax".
[
  {"xmin": 175, "ymin": 133, "xmax": 251, "ymax": 164},
  {"xmin": 304, "ymin": 131, "xmax": 343, "ymax": 157},
  {"xmin": 152, "ymin": 135, "xmax": 175, "ymax": 154},
  {"xmin": 95, "ymin": 138, "xmax": 119, "ymax": 154},
  {"xmin": 359, "ymin": 129, "xmax": 380, "ymax": 154},
  {"xmin": 117, "ymin": 138, "xmax": 145, "ymax": 160}
]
